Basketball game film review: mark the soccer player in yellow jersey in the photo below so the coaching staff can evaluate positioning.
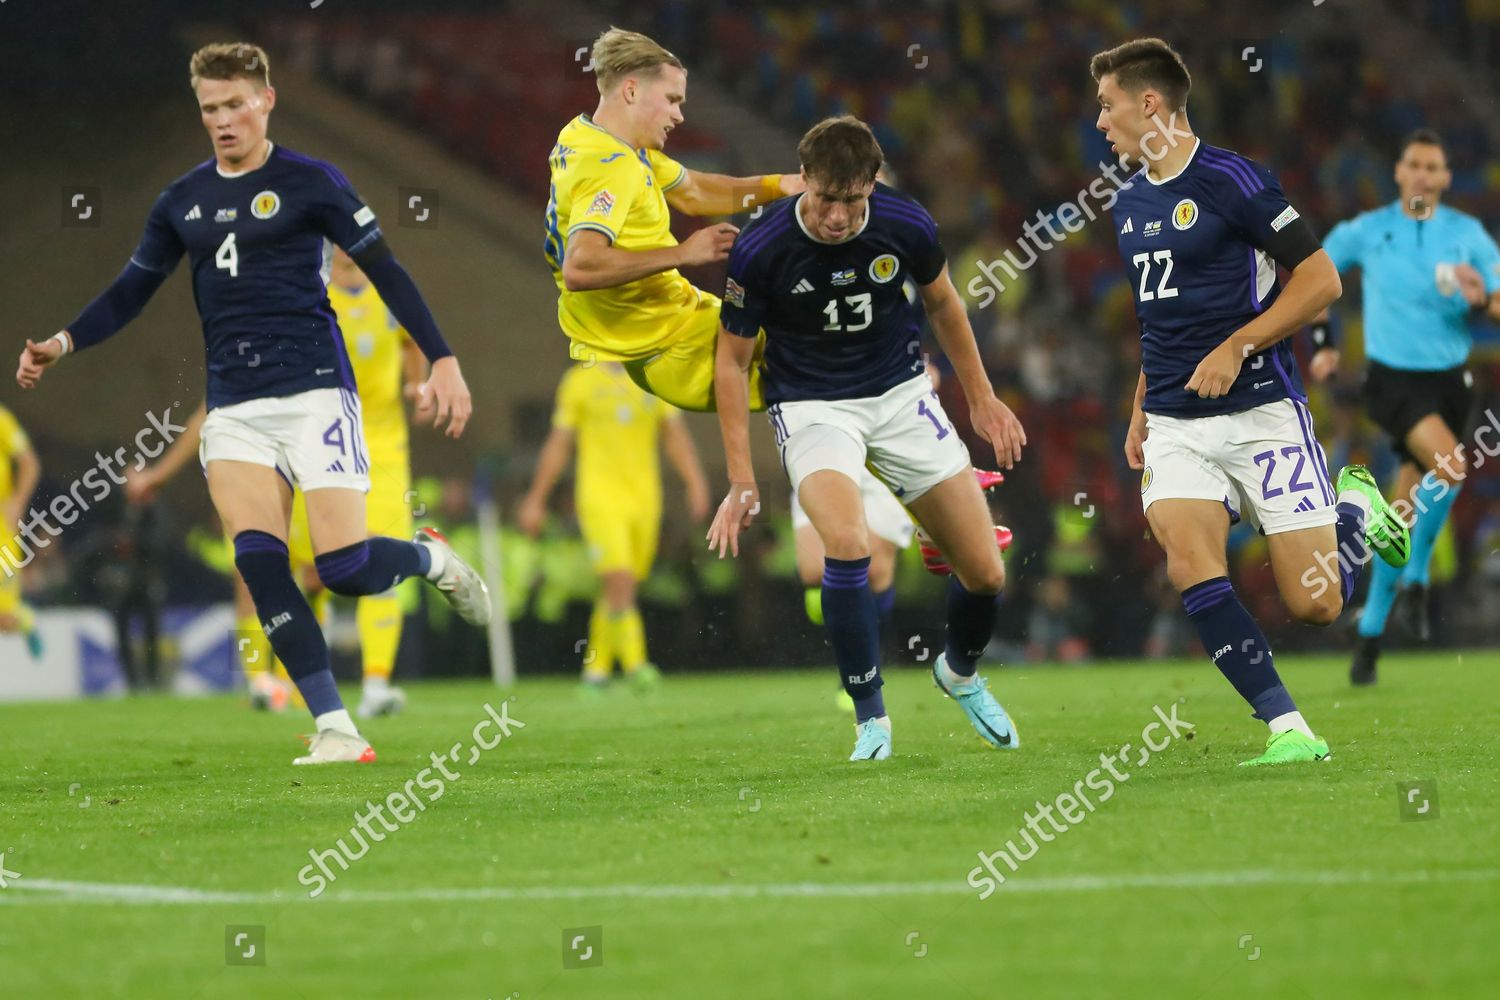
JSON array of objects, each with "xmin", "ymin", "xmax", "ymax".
[
  {"xmin": 0, "ymin": 403, "xmax": 44, "ymax": 659},
  {"xmin": 545, "ymin": 27, "xmax": 804, "ymax": 412},
  {"xmin": 518, "ymin": 361, "xmax": 710, "ymax": 691},
  {"xmin": 130, "ymin": 248, "xmax": 427, "ymax": 715}
]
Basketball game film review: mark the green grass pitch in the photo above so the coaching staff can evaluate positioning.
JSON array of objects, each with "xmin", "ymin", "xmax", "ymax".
[{"xmin": 1, "ymin": 652, "xmax": 1496, "ymax": 998}]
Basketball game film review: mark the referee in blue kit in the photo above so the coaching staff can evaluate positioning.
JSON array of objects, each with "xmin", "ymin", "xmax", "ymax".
[{"xmin": 1321, "ymin": 129, "xmax": 1500, "ymax": 684}]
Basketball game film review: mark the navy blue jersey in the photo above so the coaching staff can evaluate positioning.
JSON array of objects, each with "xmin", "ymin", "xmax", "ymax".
[
  {"xmin": 1112, "ymin": 141, "xmax": 1321, "ymax": 417},
  {"xmin": 720, "ymin": 183, "xmax": 946, "ymax": 404},
  {"xmin": 129, "ymin": 144, "xmax": 382, "ymax": 409}
]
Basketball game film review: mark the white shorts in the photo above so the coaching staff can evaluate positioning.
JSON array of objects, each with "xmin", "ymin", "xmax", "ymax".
[
  {"xmin": 791, "ymin": 468, "xmax": 916, "ymax": 549},
  {"xmin": 200, "ymin": 387, "xmax": 372, "ymax": 494},
  {"xmin": 1141, "ymin": 398, "xmax": 1337, "ymax": 535},
  {"xmin": 769, "ymin": 374, "xmax": 970, "ymax": 504}
]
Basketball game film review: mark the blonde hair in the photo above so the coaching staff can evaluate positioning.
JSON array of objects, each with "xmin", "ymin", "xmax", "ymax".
[
  {"xmin": 590, "ymin": 27, "xmax": 684, "ymax": 95},
  {"xmin": 189, "ymin": 42, "xmax": 271, "ymax": 90}
]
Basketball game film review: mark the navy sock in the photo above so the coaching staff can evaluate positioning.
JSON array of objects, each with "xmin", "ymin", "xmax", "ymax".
[
  {"xmin": 1182, "ymin": 577, "xmax": 1295, "ymax": 721},
  {"xmin": 234, "ymin": 531, "xmax": 343, "ymax": 717},
  {"xmin": 944, "ymin": 576, "xmax": 998, "ymax": 677},
  {"xmin": 1334, "ymin": 501, "xmax": 1368, "ymax": 605},
  {"xmin": 315, "ymin": 537, "xmax": 429, "ymax": 596},
  {"xmin": 822, "ymin": 556, "xmax": 884, "ymax": 722},
  {"xmin": 873, "ymin": 587, "xmax": 896, "ymax": 626}
]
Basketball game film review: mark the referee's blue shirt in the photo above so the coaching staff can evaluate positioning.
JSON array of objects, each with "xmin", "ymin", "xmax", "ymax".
[{"xmin": 1324, "ymin": 201, "xmax": 1500, "ymax": 370}]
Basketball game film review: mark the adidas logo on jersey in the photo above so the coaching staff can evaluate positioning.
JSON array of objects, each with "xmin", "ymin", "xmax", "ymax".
[
  {"xmin": 1119, "ymin": 217, "xmax": 1133, "ymax": 234},
  {"xmin": 1293, "ymin": 496, "xmax": 1317, "ymax": 513},
  {"xmin": 184, "ymin": 205, "xmax": 202, "ymax": 221},
  {"xmin": 791, "ymin": 278, "xmax": 814, "ymax": 294},
  {"xmin": 327, "ymin": 460, "xmax": 346, "ymax": 473}
]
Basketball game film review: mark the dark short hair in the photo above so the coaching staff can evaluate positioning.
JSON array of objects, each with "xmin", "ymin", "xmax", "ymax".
[
  {"xmin": 798, "ymin": 115, "xmax": 884, "ymax": 193},
  {"xmin": 1399, "ymin": 128, "xmax": 1445, "ymax": 159},
  {"xmin": 1089, "ymin": 37, "xmax": 1191, "ymax": 112}
]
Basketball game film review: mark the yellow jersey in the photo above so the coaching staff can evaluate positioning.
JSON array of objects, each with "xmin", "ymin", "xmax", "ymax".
[
  {"xmin": 329, "ymin": 280, "xmax": 410, "ymax": 457},
  {"xmin": 0, "ymin": 404, "xmax": 32, "ymax": 504},
  {"xmin": 552, "ymin": 363, "xmax": 673, "ymax": 508},
  {"xmin": 544, "ymin": 114, "xmax": 702, "ymax": 361}
]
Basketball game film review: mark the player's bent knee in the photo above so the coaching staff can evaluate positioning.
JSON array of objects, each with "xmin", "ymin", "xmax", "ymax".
[
  {"xmin": 314, "ymin": 541, "xmax": 388, "ymax": 597},
  {"xmin": 1289, "ymin": 590, "xmax": 1342, "ymax": 627},
  {"xmin": 955, "ymin": 558, "xmax": 1005, "ymax": 595},
  {"xmin": 820, "ymin": 526, "xmax": 871, "ymax": 562},
  {"xmin": 1166, "ymin": 558, "xmax": 1220, "ymax": 595}
]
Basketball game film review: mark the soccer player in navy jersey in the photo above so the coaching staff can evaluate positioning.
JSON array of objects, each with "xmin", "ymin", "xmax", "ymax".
[
  {"xmin": 1091, "ymin": 38, "xmax": 1411, "ymax": 765},
  {"xmin": 15, "ymin": 43, "xmax": 490, "ymax": 764},
  {"xmin": 708, "ymin": 115, "xmax": 1025, "ymax": 761}
]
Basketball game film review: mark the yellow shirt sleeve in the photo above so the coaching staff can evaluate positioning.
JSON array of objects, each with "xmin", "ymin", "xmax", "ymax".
[
  {"xmin": 647, "ymin": 149, "xmax": 687, "ymax": 193},
  {"xmin": 567, "ymin": 154, "xmax": 649, "ymax": 244},
  {"xmin": 551, "ymin": 367, "xmax": 587, "ymax": 430}
]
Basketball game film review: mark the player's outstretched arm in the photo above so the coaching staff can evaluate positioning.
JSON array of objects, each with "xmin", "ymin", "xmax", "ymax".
[
  {"xmin": 125, "ymin": 402, "xmax": 208, "ymax": 504},
  {"xmin": 516, "ymin": 426, "xmax": 576, "ymax": 538},
  {"xmin": 918, "ymin": 265, "xmax": 1026, "ymax": 470},
  {"xmin": 661, "ymin": 415, "xmax": 711, "ymax": 522},
  {"xmin": 18, "ymin": 259, "xmax": 172, "ymax": 389},
  {"xmin": 562, "ymin": 226, "xmax": 738, "ymax": 292},
  {"xmin": 664, "ymin": 169, "xmax": 805, "ymax": 217},
  {"xmin": 706, "ymin": 328, "xmax": 760, "ymax": 558},
  {"xmin": 349, "ymin": 241, "xmax": 470, "ymax": 438},
  {"xmin": 1186, "ymin": 249, "xmax": 1342, "ymax": 399}
]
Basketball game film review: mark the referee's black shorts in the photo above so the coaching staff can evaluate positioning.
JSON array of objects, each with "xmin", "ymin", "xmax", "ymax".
[{"xmin": 1363, "ymin": 360, "xmax": 1474, "ymax": 467}]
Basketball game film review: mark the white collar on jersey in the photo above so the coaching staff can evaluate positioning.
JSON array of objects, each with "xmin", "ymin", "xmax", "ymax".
[
  {"xmin": 1143, "ymin": 136, "xmax": 1201, "ymax": 186},
  {"xmin": 216, "ymin": 141, "xmax": 275, "ymax": 178},
  {"xmin": 792, "ymin": 191, "xmax": 873, "ymax": 245}
]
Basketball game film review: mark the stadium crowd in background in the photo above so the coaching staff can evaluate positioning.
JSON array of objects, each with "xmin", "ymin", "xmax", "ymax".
[{"xmin": 8, "ymin": 2, "xmax": 1500, "ymax": 678}]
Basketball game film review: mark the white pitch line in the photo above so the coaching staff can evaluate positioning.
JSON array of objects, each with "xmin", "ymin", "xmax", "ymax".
[{"xmin": 2, "ymin": 867, "xmax": 1498, "ymax": 906}]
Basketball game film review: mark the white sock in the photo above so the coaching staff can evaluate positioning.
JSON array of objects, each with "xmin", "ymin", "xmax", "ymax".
[
  {"xmin": 423, "ymin": 540, "xmax": 448, "ymax": 582},
  {"xmin": 314, "ymin": 708, "xmax": 360, "ymax": 738},
  {"xmin": 940, "ymin": 656, "xmax": 975, "ymax": 687},
  {"xmin": 1337, "ymin": 488, "xmax": 1371, "ymax": 519},
  {"xmin": 1267, "ymin": 711, "xmax": 1313, "ymax": 739},
  {"xmin": 362, "ymin": 674, "xmax": 389, "ymax": 695}
]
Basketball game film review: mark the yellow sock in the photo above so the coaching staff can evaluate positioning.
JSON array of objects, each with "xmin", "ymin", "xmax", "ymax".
[
  {"xmin": 583, "ymin": 602, "xmax": 613, "ymax": 681},
  {"xmin": 612, "ymin": 608, "xmax": 648, "ymax": 673},
  {"xmin": 358, "ymin": 593, "xmax": 403, "ymax": 682},
  {"xmin": 235, "ymin": 613, "xmax": 272, "ymax": 680}
]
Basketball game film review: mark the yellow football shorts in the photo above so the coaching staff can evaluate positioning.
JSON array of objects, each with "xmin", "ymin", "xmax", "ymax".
[
  {"xmin": 616, "ymin": 292, "xmax": 767, "ymax": 413},
  {"xmin": 579, "ymin": 501, "xmax": 660, "ymax": 580}
]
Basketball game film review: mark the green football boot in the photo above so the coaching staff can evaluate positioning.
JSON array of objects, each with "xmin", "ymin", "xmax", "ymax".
[
  {"xmin": 1238, "ymin": 729, "xmax": 1330, "ymax": 767},
  {"xmin": 1337, "ymin": 464, "xmax": 1410, "ymax": 568}
]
